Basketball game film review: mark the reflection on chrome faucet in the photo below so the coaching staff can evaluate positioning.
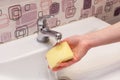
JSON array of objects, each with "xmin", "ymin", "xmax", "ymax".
[{"xmin": 37, "ymin": 15, "xmax": 62, "ymax": 43}]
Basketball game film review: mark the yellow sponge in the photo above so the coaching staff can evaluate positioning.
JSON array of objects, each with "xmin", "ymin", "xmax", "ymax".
[{"xmin": 46, "ymin": 42, "xmax": 74, "ymax": 69}]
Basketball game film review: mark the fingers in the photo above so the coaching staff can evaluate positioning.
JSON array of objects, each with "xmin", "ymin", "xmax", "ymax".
[
  {"xmin": 52, "ymin": 59, "xmax": 77, "ymax": 71},
  {"xmin": 52, "ymin": 66, "xmax": 65, "ymax": 71}
]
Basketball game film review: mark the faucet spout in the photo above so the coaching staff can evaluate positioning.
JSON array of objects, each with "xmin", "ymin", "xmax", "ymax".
[
  {"xmin": 37, "ymin": 15, "xmax": 62, "ymax": 43},
  {"xmin": 41, "ymin": 28, "xmax": 62, "ymax": 40}
]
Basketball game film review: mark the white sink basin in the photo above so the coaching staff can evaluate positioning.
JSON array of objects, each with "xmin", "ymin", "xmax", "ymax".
[{"xmin": 0, "ymin": 17, "xmax": 120, "ymax": 80}]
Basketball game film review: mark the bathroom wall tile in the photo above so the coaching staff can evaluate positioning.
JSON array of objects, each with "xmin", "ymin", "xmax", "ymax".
[{"xmin": 0, "ymin": 0, "xmax": 120, "ymax": 43}]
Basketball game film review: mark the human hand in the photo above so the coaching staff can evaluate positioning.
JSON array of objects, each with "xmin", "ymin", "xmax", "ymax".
[{"xmin": 53, "ymin": 35, "xmax": 91, "ymax": 71}]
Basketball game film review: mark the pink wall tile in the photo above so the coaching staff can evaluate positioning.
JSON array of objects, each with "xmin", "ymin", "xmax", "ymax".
[{"xmin": 0, "ymin": 0, "xmax": 120, "ymax": 43}]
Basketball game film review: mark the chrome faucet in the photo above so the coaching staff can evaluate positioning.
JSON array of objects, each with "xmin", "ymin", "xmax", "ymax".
[{"xmin": 37, "ymin": 15, "xmax": 62, "ymax": 43}]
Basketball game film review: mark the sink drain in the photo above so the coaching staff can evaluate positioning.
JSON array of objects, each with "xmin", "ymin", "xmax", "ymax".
[{"xmin": 58, "ymin": 76, "xmax": 72, "ymax": 80}]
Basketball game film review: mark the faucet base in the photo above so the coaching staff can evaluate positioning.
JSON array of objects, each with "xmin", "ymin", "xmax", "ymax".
[{"xmin": 37, "ymin": 34, "xmax": 49, "ymax": 43}]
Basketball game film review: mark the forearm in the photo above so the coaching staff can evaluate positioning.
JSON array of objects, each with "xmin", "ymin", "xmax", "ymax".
[{"xmin": 82, "ymin": 22, "xmax": 120, "ymax": 48}]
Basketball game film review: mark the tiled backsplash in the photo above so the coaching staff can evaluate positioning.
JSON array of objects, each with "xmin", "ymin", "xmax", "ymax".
[{"xmin": 0, "ymin": 0, "xmax": 120, "ymax": 43}]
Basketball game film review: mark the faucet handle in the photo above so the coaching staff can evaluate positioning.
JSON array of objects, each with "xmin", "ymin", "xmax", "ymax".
[{"xmin": 37, "ymin": 15, "xmax": 54, "ymax": 30}]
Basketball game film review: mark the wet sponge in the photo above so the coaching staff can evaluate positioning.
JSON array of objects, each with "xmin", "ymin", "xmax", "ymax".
[{"xmin": 46, "ymin": 42, "xmax": 74, "ymax": 69}]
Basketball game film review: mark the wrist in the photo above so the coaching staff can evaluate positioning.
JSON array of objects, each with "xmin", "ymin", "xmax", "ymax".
[{"xmin": 80, "ymin": 36, "xmax": 92, "ymax": 50}]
